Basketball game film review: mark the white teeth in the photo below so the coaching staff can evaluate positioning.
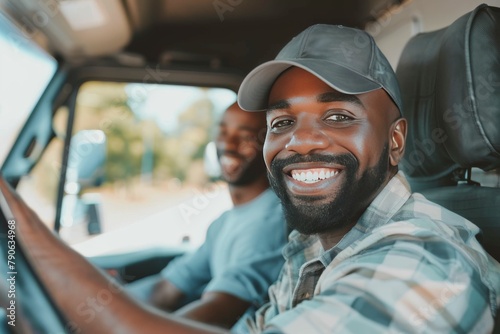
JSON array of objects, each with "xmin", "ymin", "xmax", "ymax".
[{"xmin": 291, "ymin": 169, "xmax": 339, "ymax": 183}]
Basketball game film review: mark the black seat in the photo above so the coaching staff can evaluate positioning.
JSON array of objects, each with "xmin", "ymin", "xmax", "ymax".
[
  {"xmin": 396, "ymin": 5, "xmax": 500, "ymax": 331},
  {"xmin": 396, "ymin": 3, "xmax": 500, "ymax": 261}
]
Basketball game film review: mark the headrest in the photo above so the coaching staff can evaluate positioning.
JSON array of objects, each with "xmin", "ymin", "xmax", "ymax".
[{"xmin": 396, "ymin": 4, "xmax": 500, "ymax": 187}]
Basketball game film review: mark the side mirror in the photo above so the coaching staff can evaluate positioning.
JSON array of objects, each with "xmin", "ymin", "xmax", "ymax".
[
  {"xmin": 203, "ymin": 141, "xmax": 220, "ymax": 179},
  {"xmin": 66, "ymin": 130, "xmax": 107, "ymax": 189},
  {"xmin": 61, "ymin": 130, "xmax": 106, "ymax": 235}
]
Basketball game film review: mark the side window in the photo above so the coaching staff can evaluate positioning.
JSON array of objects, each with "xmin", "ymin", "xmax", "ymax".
[
  {"xmin": 0, "ymin": 14, "xmax": 58, "ymax": 165},
  {"xmin": 16, "ymin": 109, "xmax": 66, "ymax": 229},
  {"xmin": 1, "ymin": 10, "xmax": 59, "ymax": 230},
  {"xmin": 23, "ymin": 81, "xmax": 236, "ymax": 257}
]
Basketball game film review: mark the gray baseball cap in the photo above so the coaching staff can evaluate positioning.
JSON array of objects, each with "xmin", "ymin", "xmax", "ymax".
[{"xmin": 238, "ymin": 24, "xmax": 402, "ymax": 114}]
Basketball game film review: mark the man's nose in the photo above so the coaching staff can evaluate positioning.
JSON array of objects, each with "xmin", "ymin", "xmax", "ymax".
[{"xmin": 285, "ymin": 122, "xmax": 329, "ymax": 155}]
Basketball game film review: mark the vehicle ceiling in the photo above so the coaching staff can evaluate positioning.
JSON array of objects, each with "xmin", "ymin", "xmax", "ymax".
[
  {"xmin": 3, "ymin": 0, "xmax": 407, "ymax": 73},
  {"xmin": 125, "ymin": 0, "xmax": 407, "ymax": 72}
]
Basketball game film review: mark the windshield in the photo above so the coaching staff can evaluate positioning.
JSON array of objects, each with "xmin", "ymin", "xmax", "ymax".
[{"xmin": 0, "ymin": 13, "xmax": 58, "ymax": 164}]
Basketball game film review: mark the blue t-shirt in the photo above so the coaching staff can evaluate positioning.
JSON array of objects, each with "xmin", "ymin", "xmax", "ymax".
[{"xmin": 161, "ymin": 188, "xmax": 287, "ymax": 308}]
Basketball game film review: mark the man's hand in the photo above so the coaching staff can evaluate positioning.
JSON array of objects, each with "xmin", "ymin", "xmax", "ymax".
[
  {"xmin": 176, "ymin": 291, "xmax": 252, "ymax": 328},
  {"xmin": 149, "ymin": 278, "xmax": 251, "ymax": 328}
]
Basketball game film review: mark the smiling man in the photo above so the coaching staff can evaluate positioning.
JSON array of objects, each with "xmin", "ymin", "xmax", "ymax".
[
  {"xmin": 263, "ymin": 70, "xmax": 399, "ymax": 242},
  {"xmin": 1, "ymin": 24, "xmax": 499, "ymax": 334},
  {"xmin": 235, "ymin": 24, "xmax": 500, "ymax": 332},
  {"xmin": 125, "ymin": 102, "xmax": 287, "ymax": 329}
]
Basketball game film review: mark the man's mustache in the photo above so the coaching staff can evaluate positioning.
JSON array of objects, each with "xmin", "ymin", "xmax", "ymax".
[{"xmin": 270, "ymin": 153, "xmax": 359, "ymax": 175}]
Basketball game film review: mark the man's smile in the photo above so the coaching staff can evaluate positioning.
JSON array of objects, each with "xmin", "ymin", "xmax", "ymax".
[
  {"xmin": 280, "ymin": 162, "xmax": 345, "ymax": 196},
  {"xmin": 290, "ymin": 167, "xmax": 340, "ymax": 183},
  {"xmin": 219, "ymin": 155, "xmax": 243, "ymax": 174}
]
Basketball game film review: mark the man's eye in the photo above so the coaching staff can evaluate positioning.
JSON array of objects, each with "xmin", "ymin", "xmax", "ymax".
[
  {"xmin": 270, "ymin": 119, "xmax": 294, "ymax": 129},
  {"xmin": 325, "ymin": 114, "xmax": 352, "ymax": 122}
]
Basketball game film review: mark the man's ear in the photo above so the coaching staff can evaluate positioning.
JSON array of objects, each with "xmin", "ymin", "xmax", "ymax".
[{"xmin": 389, "ymin": 118, "xmax": 407, "ymax": 167}]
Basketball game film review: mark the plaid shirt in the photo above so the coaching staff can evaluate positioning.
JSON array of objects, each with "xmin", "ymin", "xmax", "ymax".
[{"xmin": 245, "ymin": 172, "xmax": 500, "ymax": 333}]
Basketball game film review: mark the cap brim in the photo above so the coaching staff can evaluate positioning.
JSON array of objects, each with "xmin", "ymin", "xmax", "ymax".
[{"xmin": 238, "ymin": 59, "xmax": 382, "ymax": 111}]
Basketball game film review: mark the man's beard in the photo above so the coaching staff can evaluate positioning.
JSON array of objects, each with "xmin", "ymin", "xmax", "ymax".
[
  {"xmin": 228, "ymin": 160, "xmax": 262, "ymax": 186},
  {"xmin": 268, "ymin": 144, "xmax": 390, "ymax": 235},
  {"xmin": 218, "ymin": 150, "xmax": 266, "ymax": 186}
]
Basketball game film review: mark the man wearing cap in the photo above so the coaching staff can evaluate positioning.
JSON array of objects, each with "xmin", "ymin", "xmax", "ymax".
[{"xmin": 2, "ymin": 24, "xmax": 499, "ymax": 333}]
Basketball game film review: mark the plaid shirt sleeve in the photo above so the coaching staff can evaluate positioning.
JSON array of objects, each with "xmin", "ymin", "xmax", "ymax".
[{"xmin": 261, "ymin": 235, "xmax": 494, "ymax": 333}]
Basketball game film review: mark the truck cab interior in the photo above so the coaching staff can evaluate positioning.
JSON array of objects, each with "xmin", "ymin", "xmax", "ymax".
[{"xmin": 0, "ymin": 0, "xmax": 499, "ymax": 333}]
